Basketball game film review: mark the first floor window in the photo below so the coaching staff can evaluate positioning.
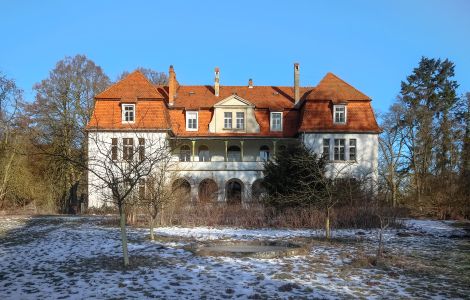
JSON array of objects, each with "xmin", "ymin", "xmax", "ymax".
[
  {"xmin": 123, "ymin": 138, "xmax": 134, "ymax": 160},
  {"xmin": 122, "ymin": 104, "xmax": 135, "ymax": 123},
  {"xmin": 138, "ymin": 138, "xmax": 145, "ymax": 161},
  {"xmin": 186, "ymin": 111, "xmax": 198, "ymax": 131},
  {"xmin": 236, "ymin": 112, "xmax": 245, "ymax": 129},
  {"xmin": 334, "ymin": 139, "xmax": 345, "ymax": 161},
  {"xmin": 224, "ymin": 112, "xmax": 232, "ymax": 129},
  {"xmin": 180, "ymin": 145, "xmax": 191, "ymax": 162},
  {"xmin": 349, "ymin": 139, "xmax": 356, "ymax": 161},
  {"xmin": 138, "ymin": 179, "xmax": 146, "ymax": 201},
  {"xmin": 259, "ymin": 145, "xmax": 270, "ymax": 161},
  {"xmin": 111, "ymin": 138, "xmax": 118, "ymax": 160},
  {"xmin": 323, "ymin": 139, "xmax": 330, "ymax": 160},
  {"xmin": 270, "ymin": 112, "xmax": 282, "ymax": 131}
]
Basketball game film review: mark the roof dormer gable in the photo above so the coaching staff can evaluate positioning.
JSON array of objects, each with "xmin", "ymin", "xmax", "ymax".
[{"xmin": 213, "ymin": 94, "xmax": 255, "ymax": 108}]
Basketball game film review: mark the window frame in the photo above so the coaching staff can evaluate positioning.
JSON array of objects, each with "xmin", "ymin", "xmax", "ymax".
[
  {"xmin": 235, "ymin": 112, "xmax": 245, "ymax": 130},
  {"xmin": 198, "ymin": 145, "xmax": 211, "ymax": 162},
  {"xmin": 224, "ymin": 112, "xmax": 233, "ymax": 129},
  {"xmin": 122, "ymin": 104, "xmax": 136, "ymax": 123},
  {"xmin": 333, "ymin": 105, "xmax": 347, "ymax": 124},
  {"xmin": 123, "ymin": 138, "xmax": 134, "ymax": 161},
  {"xmin": 349, "ymin": 139, "xmax": 357, "ymax": 161},
  {"xmin": 227, "ymin": 145, "xmax": 241, "ymax": 162},
  {"xmin": 179, "ymin": 145, "xmax": 191, "ymax": 162},
  {"xmin": 259, "ymin": 145, "xmax": 270, "ymax": 162},
  {"xmin": 111, "ymin": 138, "xmax": 118, "ymax": 161},
  {"xmin": 186, "ymin": 111, "xmax": 198, "ymax": 131},
  {"xmin": 322, "ymin": 139, "xmax": 330, "ymax": 160},
  {"xmin": 334, "ymin": 138, "xmax": 345, "ymax": 161},
  {"xmin": 270, "ymin": 112, "xmax": 283, "ymax": 131}
]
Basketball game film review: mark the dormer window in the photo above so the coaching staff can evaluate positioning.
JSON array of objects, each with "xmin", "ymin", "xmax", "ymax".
[
  {"xmin": 122, "ymin": 104, "xmax": 135, "ymax": 123},
  {"xmin": 270, "ymin": 112, "xmax": 283, "ymax": 131},
  {"xmin": 334, "ymin": 105, "xmax": 346, "ymax": 124},
  {"xmin": 186, "ymin": 111, "xmax": 198, "ymax": 131}
]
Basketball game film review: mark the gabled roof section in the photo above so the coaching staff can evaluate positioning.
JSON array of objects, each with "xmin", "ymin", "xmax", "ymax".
[
  {"xmin": 306, "ymin": 73, "xmax": 370, "ymax": 102},
  {"xmin": 213, "ymin": 94, "xmax": 255, "ymax": 108},
  {"xmin": 95, "ymin": 70, "xmax": 164, "ymax": 101}
]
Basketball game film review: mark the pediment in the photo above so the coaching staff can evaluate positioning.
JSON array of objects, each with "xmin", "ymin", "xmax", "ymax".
[{"xmin": 213, "ymin": 95, "xmax": 255, "ymax": 108}]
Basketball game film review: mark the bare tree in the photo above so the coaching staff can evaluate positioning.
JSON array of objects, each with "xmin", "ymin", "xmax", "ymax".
[
  {"xmin": 86, "ymin": 128, "xmax": 174, "ymax": 266},
  {"xmin": 26, "ymin": 55, "xmax": 110, "ymax": 212}
]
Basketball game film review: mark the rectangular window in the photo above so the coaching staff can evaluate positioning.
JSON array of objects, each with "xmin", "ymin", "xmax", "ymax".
[
  {"xmin": 236, "ymin": 112, "xmax": 245, "ymax": 129},
  {"xmin": 122, "ymin": 104, "xmax": 135, "ymax": 123},
  {"xmin": 334, "ymin": 139, "xmax": 345, "ymax": 161},
  {"xmin": 323, "ymin": 139, "xmax": 330, "ymax": 160},
  {"xmin": 139, "ymin": 138, "xmax": 145, "ymax": 161},
  {"xmin": 224, "ymin": 112, "xmax": 232, "ymax": 129},
  {"xmin": 334, "ymin": 106, "xmax": 346, "ymax": 124},
  {"xmin": 138, "ymin": 179, "xmax": 146, "ymax": 201},
  {"xmin": 111, "ymin": 138, "xmax": 118, "ymax": 161},
  {"xmin": 270, "ymin": 112, "xmax": 282, "ymax": 131},
  {"xmin": 186, "ymin": 111, "xmax": 198, "ymax": 131},
  {"xmin": 349, "ymin": 139, "xmax": 356, "ymax": 161},
  {"xmin": 123, "ymin": 138, "xmax": 134, "ymax": 161}
]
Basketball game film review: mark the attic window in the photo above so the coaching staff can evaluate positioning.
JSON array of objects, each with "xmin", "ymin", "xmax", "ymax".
[
  {"xmin": 334, "ymin": 105, "xmax": 347, "ymax": 124},
  {"xmin": 186, "ymin": 111, "xmax": 198, "ymax": 131},
  {"xmin": 122, "ymin": 104, "xmax": 135, "ymax": 123},
  {"xmin": 189, "ymin": 91, "xmax": 195, "ymax": 95}
]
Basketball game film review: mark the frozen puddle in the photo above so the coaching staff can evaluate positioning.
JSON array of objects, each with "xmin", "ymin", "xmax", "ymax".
[{"xmin": 188, "ymin": 240, "xmax": 308, "ymax": 258}]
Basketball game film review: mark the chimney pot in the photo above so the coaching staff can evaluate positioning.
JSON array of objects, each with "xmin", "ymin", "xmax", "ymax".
[
  {"xmin": 248, "ymin": 78, "xmax": 253, "ymax": 88},
  {"xmin": 168, "ymin": 65, "xmax": 178, "ymax": 105},
  {"xmin": 214, "ymin": 67, "xmax": 220, "ymax": 97}
]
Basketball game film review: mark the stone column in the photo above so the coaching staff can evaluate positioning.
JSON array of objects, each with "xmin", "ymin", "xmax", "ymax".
[
  {"xmin": 224, "ymin": 140, "xmax": 228, "ymax": 162},
  {"xmin": 240, "ymin": 140, "xmax": 244, "ymax": 162},
  {"xmin": 273, "ymin": 140, "xmax": 277, "ymax": 158},
  {"xmin": 191, "ymin": 140, "xmax": 196, "ymax": 161}
]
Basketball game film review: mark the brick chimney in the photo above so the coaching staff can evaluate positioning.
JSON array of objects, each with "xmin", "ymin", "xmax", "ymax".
[
  {"xmin": 214, "ymin": 67, "xmax": 220, "ymax": 97},
  {"xmin": 294, "ymin": 63, "xmax": 300, "ymax": 104},
  {"xmin": 168, "ymin": 65, "xmax": 179, "ymax": 106},
  {"xmin": 248, "ymin": 78, "xmax": 253, "ymax": 88}
]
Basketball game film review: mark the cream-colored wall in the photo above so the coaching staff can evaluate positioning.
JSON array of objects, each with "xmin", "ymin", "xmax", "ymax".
[{"xmin": 208, "ymin": 96, "xmax": 260, "ymax": 133}]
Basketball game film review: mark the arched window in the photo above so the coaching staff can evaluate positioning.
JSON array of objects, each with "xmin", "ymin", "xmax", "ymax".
[
  {"xmin": 227, "ymin": 145, "xmax": 241, "ymax": 162},
  {"xmin": 198, "ymin": 179, "xmax": 218, "ymax": 203},
  {"xmin": 198, "ymin": 145, "xmax": 210, "ymax": 162},
  {"xmin": 251, "ymin": 179, "xmax": 267, "ymax": 202},
  {"xmin": 172, "ymin": 178, "xmax": 191, "ymax": 203},
  {"xmin": 259, "ymin": 145, "xmax": 270, "ymax": 161},
  {"xmin": 179, "ymin": 145, "xmax": 191, "ymax": 162},
  {"xmin": 226, "ymin": 179, "xmax": 243, "ymax": 204}
]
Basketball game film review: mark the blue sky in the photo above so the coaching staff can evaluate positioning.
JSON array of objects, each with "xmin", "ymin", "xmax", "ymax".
[{"xmin": 1, "ymin": 0, "xmax": 469, "ymax": 113}]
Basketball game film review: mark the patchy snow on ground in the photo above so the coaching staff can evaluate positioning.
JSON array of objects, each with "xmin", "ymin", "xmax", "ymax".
[{"xmin": 0, "ymin": 215, "xmax": 469, "ymax": 299}]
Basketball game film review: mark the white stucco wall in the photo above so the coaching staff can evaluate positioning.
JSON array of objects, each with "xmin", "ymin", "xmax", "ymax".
[
  {"xmin": 301, "ymin": 133, "xmax": 379, "ymax": 185},
  {"xmin": 87, "ymin": 131, "xmax": 168, "ymax": 208}
]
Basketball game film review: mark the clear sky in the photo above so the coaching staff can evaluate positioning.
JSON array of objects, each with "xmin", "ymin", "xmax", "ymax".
[{"xmin": 1, "ymin": 0, "xmax": 469, "ymax": 113}]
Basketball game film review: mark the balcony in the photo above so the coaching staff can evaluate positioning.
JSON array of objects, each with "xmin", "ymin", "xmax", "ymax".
[{"xmin": 172, "ymin": 161, "xmax": 265, "ymax": 171}]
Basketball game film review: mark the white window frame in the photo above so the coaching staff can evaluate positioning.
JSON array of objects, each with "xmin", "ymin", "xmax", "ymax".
[
  {"xmin": 122, "ymin": 104, "xmax": 135, "ymax": 123},
  {"xmin": 333, "ymin": 105, "xmax": 347, "ymax": 124},
  {"xmin": 270, "ymin": 112, "xmax": 283, "ymax": 131},
  {"xmin": 235, "ymin": 112, "xmax": 245, "ymax": 130},
  {"xmin": 186, "ymin": 111, "xmax": 198, "ymax": 131},
  {"xmin": 349, "ymin": 139, "xmax": 357, "ymax": 161},
  {"xmin": 334, "ymin": 138, "xmax": 345, "ymax": 161},
  {"xmin": 323, "ymin": 139, "xmax": 330, "ymax": 160},
  {"xmin": 224, "ymin": 112, "xmax": 233, "ymax": 129}
]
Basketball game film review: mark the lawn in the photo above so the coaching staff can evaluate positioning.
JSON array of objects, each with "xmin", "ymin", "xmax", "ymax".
[{"xmin": 0, "ymin": 215, "xmax": 468, "ymax": 299}]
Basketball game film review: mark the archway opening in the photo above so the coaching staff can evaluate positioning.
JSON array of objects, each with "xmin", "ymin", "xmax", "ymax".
[
  {"xmin": 198, "ymin": 179, "xmax": 218, "ymax": 204},
  {"xmin": 172, "ymin": 178, "xmax": 191, "ymax": 203},
  {"xmin": 226, "ymin": 179, "xmax": 243, "ymax": 205}
]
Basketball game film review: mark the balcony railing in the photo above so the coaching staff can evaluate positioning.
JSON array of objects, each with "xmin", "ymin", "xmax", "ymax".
[{"xmin": 171, "ymin": 161, "xmax": 265, "ymax": 171}]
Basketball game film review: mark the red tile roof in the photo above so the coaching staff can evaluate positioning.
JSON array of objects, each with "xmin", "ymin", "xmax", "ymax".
[
  {"xmin": 95, "ymin": 71, "xmax": 164, "ymax": 101},
  {"xmin": 87, "ymin": 70, "xmax": 380, "ymax": 135}
]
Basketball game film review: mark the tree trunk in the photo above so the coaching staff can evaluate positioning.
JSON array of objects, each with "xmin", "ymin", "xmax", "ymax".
[
  {"xmin": 118, "ymin": 203, "xmax": 130, "ymax": 266},
  {"xmin": 149, "ymin": 215, "xmax": 155, "ymax": 241},
  {"xmin": 325, "ymin": 208, "xmax": 331, "ymax": 239}
]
